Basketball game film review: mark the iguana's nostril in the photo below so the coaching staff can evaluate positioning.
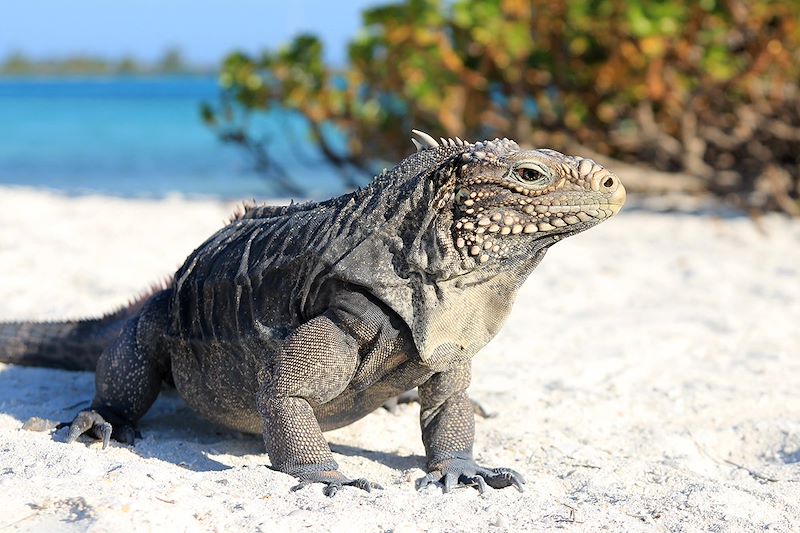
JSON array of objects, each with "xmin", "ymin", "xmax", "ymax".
[
  {"xmin": 591, "ymin": 171, "xmax": 619, "ymax": 192},
  {"xmin": 594, "ymin": 172, "xmax": 619, "ymax": 193}
]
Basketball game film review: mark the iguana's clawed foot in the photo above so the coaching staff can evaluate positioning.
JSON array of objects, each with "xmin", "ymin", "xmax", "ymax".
[
  {"xmin": 291, "ymin": 470, "xmax": 382, "ymax": 497},
  {"xmin": 65, "ymin": 409, "xmax": 136, "ymax": 449},
  {"xmin": 416, "ymin": 457, "xmax": 525, "ymax": 494}
]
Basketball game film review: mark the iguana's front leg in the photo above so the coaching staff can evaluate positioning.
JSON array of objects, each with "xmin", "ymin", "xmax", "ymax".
[
  {"xmin": 257, "ymin": 314, "xmax": 380, "ymax": 496},
  {"xmin": 416, "ymin": 363, "xmax": 525, "ymax": 493}
]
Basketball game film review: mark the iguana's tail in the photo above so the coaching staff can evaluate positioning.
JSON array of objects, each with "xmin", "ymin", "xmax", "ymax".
[{"xmin": 0, "ymin": 282, "xmax": 168, "ymax": 371}]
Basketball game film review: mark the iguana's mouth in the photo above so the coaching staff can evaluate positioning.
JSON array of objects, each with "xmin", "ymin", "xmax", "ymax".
[{"xmin": 508, "ymin": 184, "xmax": 626, "ymax": 226}]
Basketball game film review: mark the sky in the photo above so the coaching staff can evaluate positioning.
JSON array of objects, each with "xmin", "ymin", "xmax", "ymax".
[{"xmin": 0, "ymin": 0, "xmax": 379, "ymax": 66}]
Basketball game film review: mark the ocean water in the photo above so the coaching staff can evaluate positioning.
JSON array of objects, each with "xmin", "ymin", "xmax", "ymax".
[{"xmin": 0, "ymin": 76, "xmax": 347, "ymax": 199}]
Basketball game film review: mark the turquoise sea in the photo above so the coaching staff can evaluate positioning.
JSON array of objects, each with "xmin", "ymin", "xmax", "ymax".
[{"xmin": 0, "ymin": 76, "xmax": 346, "ymax": 199}]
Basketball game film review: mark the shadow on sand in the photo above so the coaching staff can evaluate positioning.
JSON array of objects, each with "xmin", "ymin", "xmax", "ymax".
[{"xmin": 0, "ymin": 365, "xmax": 414, "ymax": 474}]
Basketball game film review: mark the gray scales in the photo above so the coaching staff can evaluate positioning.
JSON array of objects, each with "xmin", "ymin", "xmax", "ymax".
[{"xmin": 0, "ymin": 130, "xmax": 626, "ymax": 496}]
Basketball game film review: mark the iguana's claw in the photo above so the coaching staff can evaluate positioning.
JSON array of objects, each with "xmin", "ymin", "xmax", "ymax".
[
  {"xmin": 416, "ymin": 458, "xmax": 525, "ymax": 494},
  {"xmin": 65, "ymin": 410, "xmax": 136, "ymax": 448},
  {"xmin": 290, "ymin": 470, "xmax": 382, "ymax": 497},
  {"xmin": 321, "ymin": 477, "xmax": 382, "ymax": 497}
]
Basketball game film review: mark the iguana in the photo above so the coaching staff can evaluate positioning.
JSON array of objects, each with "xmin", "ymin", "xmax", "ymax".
[{"xmin": 0, "ymin": 130, "xmax": 625, "ymax": 496}]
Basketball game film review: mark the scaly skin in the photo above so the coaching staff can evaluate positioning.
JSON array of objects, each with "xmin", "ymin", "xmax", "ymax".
[{"xmin": 0, "ymin": 130, "xmax": 625, "ymax": 495}]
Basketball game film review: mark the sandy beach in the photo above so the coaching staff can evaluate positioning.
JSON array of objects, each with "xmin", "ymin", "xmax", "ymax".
[{"xmin": 1, "ymin": 185, "xmax": 799, "ymax": 532}]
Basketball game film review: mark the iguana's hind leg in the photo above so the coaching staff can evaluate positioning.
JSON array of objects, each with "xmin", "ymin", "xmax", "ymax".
[{"xmin": 66, "ymin": 291, "xmax": 171, "ymax": 448}]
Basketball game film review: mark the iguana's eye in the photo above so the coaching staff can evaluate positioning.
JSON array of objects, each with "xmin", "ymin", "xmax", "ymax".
[{"xmin": 513, "ymin": 164, "xmax": 550, "ymax": 187}]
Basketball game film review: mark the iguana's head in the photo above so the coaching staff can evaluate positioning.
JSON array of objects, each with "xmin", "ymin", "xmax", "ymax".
[{"xmin": 409, "ymin": 129, "xmax": 625, "ymax": 268}]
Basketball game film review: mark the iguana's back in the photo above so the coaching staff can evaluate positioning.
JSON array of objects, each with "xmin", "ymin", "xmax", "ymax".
[
  {"xmin": 170, "ymin": 192, "xmax": 378, "ymax": 341},
  {"xmin": 168, "ymin": 151, "xmax": 445, "ymax": 344}
]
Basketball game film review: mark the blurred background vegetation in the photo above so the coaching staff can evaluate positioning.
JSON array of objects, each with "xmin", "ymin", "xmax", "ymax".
[
  {"xmin": 203, "ymin": 0, "xmax": 800, "ymax": 214},
  {"xmin": 0, "ymin": 48, "xmax": 210, "ymax": 76}
]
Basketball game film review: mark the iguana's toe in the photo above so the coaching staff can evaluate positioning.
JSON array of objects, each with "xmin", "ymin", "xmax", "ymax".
[
  {"xmin": 479, "ymin": 467, "xmax": 525, "ymax": 491},
  {"xmin": 416, "ymin": 457, "xmax": 525, "ymax": 494},
  {"xmin": 65, "ymin": 409, "xmax": 136, "ymax": 448},
  {"xmin": 321, "ymin": 477, "xmax": 382, "ymax": 497},
  {"xmin": 290, "ymin": 470, "xmax": 382, "ymax": 497}
]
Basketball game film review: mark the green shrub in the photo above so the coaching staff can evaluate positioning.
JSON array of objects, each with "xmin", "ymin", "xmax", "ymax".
[{"xmin": 204, "ymin": 0, "xmax": 800, "ymax": 213}]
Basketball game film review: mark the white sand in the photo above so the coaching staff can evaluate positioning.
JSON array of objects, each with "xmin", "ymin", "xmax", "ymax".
[{"xmin": 1, "ymin": 185, "xmax": 799, "ymax": 532}]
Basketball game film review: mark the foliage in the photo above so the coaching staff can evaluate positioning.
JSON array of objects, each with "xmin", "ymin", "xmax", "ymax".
[
  {"xmin": 203, "ymin": 0, "xmax": 800, "ymax": 212},
  {"xmin": 0, "ymin": 48, "xmax": 208, "ymax": 76}
]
